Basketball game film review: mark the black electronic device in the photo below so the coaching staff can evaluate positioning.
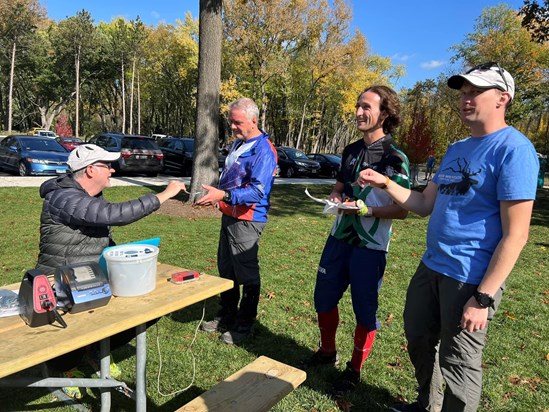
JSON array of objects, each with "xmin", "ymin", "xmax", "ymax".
[
  {"xmin": 19, "ymin": 269, "xmax": 67, "ymax": 328},
  {"xmin": 54, "ymin": 262, "xmax": 112, "ymax": 314}
]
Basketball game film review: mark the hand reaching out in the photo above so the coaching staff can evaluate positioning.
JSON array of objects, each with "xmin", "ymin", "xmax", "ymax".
[{"xmin": 354, "ymin": 168, "xmax": 386, "ymax": 188}]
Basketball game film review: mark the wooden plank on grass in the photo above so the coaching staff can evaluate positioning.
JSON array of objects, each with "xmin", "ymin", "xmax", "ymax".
[{"xmin": 177, "ymin": 355, "xmax": 306, "ymax": 412}]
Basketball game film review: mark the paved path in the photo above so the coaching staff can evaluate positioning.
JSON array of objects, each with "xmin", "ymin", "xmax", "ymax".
[{"xmin": 0, "ymin": 174, "xmax": 336, "ymax": 188}]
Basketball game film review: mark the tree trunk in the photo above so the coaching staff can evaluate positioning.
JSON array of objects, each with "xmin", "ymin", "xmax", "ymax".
[
  {"xmin": 295, "ymin": 101, "xmax": 307, "ymax": 151},
  {"xmin": 75, "ymin": 46, "xmax": 81, "ymax": 138},
  {"xmin": 7, "ymin": 41, "xmax": 16, "ymax": 133},
  {"xmin": 121, "ymin": 60, "xmax": 126, "ymax": 134},
  {"xmin": 190, "ymin": 0, "xmax": 223, "ymax": 201},
  {"xmin": 129, "ymin": 56, "xmax": 136, "ymax": 134},
  {"xmin": 137, "ymin": 69, "xmax": 141, "ymax": 135}
]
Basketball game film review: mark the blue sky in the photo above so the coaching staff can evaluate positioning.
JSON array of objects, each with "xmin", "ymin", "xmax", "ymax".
[{"xmin": 42, "ymin": 0, "xmax": 525, "ymax": 89}]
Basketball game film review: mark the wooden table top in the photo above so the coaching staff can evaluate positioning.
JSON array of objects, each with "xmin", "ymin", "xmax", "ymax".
[{"xmin": 0, "ymin": 263, "xmax": 232, "ymax": 379}]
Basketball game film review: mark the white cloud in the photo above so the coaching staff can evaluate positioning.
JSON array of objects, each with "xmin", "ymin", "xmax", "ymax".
[
  {"xmin": 151, "ymin": 11, "xmax": 161, "ymax": 19},
  {"xmin": 420, "ymin": 60, "xmax": 445, "ymax": 69},
  {"xmin": 391, "ymin": 53, "xmax": 414, "ymax": 62}
]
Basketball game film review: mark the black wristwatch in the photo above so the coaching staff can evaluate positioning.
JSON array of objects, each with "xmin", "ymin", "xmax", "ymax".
[
  {"xmin": 223, "ymin": 190, "xmax": 232, "ymax": 203},
  {"xmin": 473, "ymin": 290, "xmax": 494, "ymax": 308}
]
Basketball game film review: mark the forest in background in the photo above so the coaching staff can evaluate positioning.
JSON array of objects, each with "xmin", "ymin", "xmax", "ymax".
[{"xmin": 0, "ymin": 0, "xmax": 548, "ymax": 164}]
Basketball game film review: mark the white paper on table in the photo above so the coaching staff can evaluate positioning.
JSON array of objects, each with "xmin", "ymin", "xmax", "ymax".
[{"xmin": 304, "ymin": 188, "xmax": 360, "ymax": 215}]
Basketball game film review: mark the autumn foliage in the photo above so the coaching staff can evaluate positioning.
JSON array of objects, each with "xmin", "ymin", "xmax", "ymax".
[{"xmin": 55, "ymin": 112, "xmax": 74, "ymax": 137}]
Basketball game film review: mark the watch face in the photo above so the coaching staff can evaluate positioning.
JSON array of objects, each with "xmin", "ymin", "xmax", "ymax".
[
  {"xmin": 475, "ymin": 292, "xmax": 493, "ymax": 307},
  {"xmin": 479, "ymin": 295, "xmax": 490, "ymax": 306}
]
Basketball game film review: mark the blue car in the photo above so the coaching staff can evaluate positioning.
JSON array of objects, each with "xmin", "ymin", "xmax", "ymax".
[{"xmin": 0, "ymin": 135, "xmax": 69, "ymax": 176}]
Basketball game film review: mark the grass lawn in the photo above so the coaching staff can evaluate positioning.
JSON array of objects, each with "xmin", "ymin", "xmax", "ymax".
[{"xmin": 0, "ymin": 184, "xmax": 547, "ymax": 411}]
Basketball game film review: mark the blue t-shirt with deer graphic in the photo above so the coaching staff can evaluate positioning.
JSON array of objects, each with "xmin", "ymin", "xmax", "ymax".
[{"xmin": 423, "ymin": 126, "xmax": 538, "ymax": 285}]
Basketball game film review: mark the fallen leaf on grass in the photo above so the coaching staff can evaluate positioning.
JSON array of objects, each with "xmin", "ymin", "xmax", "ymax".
[
  {"xmin": 266, "ymin": 291, "xmax": 276, "ymax": 299},
  {"xmin": 385, "ymin": 313, "xmax": 395, "ymax": 325},
  {"xmin": 509, "ymin": 375, "xmax": 542, "ymax": 391},
  {"xmin": 503, "ymin": 311, "xmax": 516, "ymax": 320},
  {"xmin": 387, "ymin": 357, "xmax": 403, "ymax": 369},
  {"xmin": 546, "ymin": 352, "xmax": 549, "ymax": 361}
]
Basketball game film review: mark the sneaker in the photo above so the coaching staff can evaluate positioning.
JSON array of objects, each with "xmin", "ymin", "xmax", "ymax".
[
  {"xmin": 62, "ymin": 367, "xmax": 86, "ymax": 400},
  {"xmin": 219, "ymin": 321, "xmax": 254, "ymax": 345},
  {"xmin": 389, "ymin": 402, "xmax": 426, "ymax": 412},
  {"xmin": 329, "ymin": 362, "xmax": 360, "ymax": 398},
  {"xmin": 200, "ymin": 315, "xmax": 236, "ymax": 333},
  {"xmin": 302, "ymin": 349, "xmax": 339, "ymax": 368}
]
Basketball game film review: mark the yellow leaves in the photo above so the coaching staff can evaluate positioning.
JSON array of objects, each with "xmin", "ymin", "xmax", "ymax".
[{"xmin": 503, "ymin": 311, "xmax": 517, "ymax": 320}]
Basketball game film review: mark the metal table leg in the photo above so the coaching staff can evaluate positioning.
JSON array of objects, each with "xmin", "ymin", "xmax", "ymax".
[
  {"xmin": 135, "ymin": 323, "xmax": 147, "ymax": 412},
  {"xmin": 99, "ymin": 338, "xmax": 111, "ymax": 412}
]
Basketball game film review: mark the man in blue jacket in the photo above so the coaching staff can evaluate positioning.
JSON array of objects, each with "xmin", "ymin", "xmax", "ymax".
[{"xmin": 196, "ymin": 97, "xmax": 278, "ymax": 345}]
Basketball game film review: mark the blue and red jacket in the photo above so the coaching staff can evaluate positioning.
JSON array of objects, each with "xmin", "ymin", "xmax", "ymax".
[{"xmin": 218, "ymin": 131, "xmax": 278, "ymax": 223}]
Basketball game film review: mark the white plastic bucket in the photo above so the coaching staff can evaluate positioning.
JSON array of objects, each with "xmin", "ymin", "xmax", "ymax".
[{"xmin": 104, "ymin": 244, "xmax": 159, "ymax": 297}]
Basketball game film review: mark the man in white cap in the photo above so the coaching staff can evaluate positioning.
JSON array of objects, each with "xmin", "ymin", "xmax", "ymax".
[
  {"xmin": 36, "ymin": 144, "xmax": 186, "ymax": 398},
  {"xmin": 356, "ymin": 63, "xmax": 539, "ymax": 411}
]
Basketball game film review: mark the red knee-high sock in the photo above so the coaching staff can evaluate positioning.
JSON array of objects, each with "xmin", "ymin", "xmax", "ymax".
[
  {"xmin": 317, "ymin": 307, "xmax": 339, "ymax": 354},
  {"xmin": 350, "ymin": 324, "xmax": 377, "ymax": 372}
]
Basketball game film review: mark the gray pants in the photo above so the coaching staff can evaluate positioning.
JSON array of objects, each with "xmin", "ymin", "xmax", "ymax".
[
  {"xmin": 217, "ymin": 214, "xmax": 265, "ymax": 321},
  {"xmin": 404, "ymin": 262, "xmax": 504, "ymax": 412}
]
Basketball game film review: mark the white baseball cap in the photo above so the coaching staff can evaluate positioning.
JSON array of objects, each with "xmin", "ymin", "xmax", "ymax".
[
  {"xmin": 67, "ymin": 144, "xmax": 121, "ymax": 171},
  {"xmin": 447, "ymin": 62, "xmax": 515, "ymax": 99}
]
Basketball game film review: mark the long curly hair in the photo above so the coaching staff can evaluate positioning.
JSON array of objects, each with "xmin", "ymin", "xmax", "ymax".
[{"xmin": 359, "ymin": 85, "xmax": 401, "ymax": 135}]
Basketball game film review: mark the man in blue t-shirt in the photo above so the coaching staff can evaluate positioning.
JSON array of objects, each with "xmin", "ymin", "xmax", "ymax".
[{"xmin": 357, "ymin": 64, "xmax": 539, "ymax": 412}]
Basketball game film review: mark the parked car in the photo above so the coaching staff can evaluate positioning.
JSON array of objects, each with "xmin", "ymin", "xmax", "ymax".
[
  {"xmin": 32, "ymin": 129, "xmax": 58, "ymax": 139},
  {"xmin": 56, "ymin": 136, "xmax": 83, "ymax": 151},
  {"xmin": 151, "ymin": 134, "xmax": 167, "ymax": 141},
  {"xmin": 0, "ymin": 135, "xmax": 69, "ymax": 176},
  {"xmin": 158, "ymin": 136, "xmax": 195, "ymax": 176},
  {"xmin": 275, "ymin": 146, "xmax": 321, "ymax": 178},
  {"xmin": 88, "ymin": 133, "xmax": 164, "ymax": 177},
  {"xmin": 307, "ymin": 153, "xmax": 341, "ymax": 178}
]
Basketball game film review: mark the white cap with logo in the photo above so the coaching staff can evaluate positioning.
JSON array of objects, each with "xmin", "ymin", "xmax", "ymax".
[
  {"xmin": 447, "ymin": 62, "xmax": 515, "ymax": 99},
  {"xmin": 67, "ymin": 144, "xmax": 121, "ymax": 172}
]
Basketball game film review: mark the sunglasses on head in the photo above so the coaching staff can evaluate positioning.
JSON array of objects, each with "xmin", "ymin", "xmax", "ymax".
[{"xmin": 466, "ymin": 62, "xmax": 509, "ymax": 93}]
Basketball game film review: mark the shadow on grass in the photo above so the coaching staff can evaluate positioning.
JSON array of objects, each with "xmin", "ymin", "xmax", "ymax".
[{"xmin": 164, "ymin": 298, "xmax": 394, "ymax": 411}]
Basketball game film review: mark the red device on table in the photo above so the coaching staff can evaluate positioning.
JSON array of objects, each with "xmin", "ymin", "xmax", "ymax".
[{"xmin": 169, "ymin": 270, "xmax": 200, "ymax": 284}]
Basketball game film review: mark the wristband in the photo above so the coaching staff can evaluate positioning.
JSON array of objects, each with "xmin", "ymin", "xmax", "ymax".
[
  {"xmin": 358, "ymin": 205, "xmax": 369, "ymax": 216},
  {"xmin": 380, "ymin": 176, "xmax": 391, "ymax": 189},
  {"xmin": 223, "ymin": 190, "xmax": 232, "ymax": 203},
  {"xmin": 355, "ymin": 200, "xmax": 370, "ymax": 217}
]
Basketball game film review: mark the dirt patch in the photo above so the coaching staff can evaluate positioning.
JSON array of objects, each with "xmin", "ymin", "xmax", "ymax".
[{"xmin": 156, "ymin": 199, "xmax": 220, "ymax": 219}]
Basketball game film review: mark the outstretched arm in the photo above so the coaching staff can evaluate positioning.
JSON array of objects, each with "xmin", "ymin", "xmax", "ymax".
[
  {"xmin": 155, "ymin": 180, "xmax": 187, "ymax": 204},
  {"xmin": 356, "ymin": 168, "xmax": 438, "ymax": 217}
]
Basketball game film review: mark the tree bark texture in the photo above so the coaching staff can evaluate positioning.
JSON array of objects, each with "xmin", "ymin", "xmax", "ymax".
[{"xmin": 191, "ymin": 0, "xmax": 223, "ymax": 200}]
